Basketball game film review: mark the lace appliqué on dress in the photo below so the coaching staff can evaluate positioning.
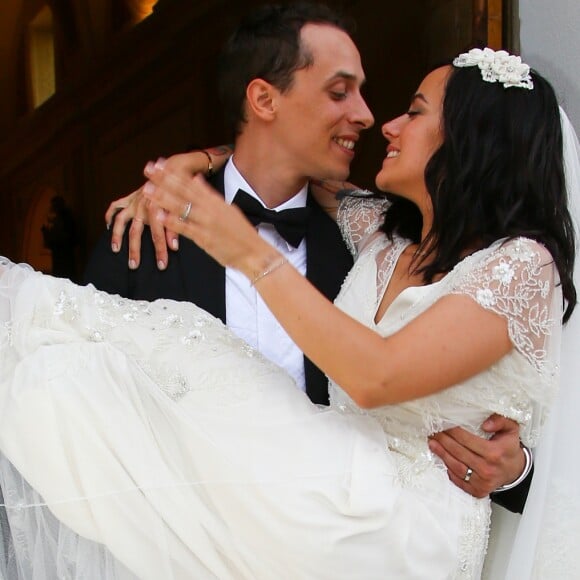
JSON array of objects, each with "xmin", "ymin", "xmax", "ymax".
[
  {"xmin": 336, "ymin": 191, "xmax": 391, "ymax": 257},
  {"xmin": 449, "ymin": 238, "xmax": 559, "ymax": 379}
]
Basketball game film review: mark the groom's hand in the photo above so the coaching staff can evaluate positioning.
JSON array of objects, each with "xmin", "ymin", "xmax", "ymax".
[{"xmin": 428, "ymin": 415, "xmax": 525, "ymax": 498}]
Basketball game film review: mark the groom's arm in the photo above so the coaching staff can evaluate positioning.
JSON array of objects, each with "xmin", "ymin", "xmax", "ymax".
[
  {"xmin": 490, "ymin": 468, "xmax": 532, "ymax": 513},
  {"xmin": 429, "ymin": 414, "xmax": 531, "ymax": 513}
]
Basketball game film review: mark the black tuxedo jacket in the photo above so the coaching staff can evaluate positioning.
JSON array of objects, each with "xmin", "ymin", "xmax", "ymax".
[{"xmin": 84, "ymin": 169, "xmax": 353, "ymax": 405}]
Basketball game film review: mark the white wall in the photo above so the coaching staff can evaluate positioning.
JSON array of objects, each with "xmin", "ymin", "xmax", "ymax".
[{"xmin": 520, "ymin": 0, "xmax": 580, "ymax": 132}]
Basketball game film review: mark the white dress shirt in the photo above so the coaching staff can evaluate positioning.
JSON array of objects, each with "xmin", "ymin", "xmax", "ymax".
[{"xmin": 224, "ymin": 158, "xmax": 308, "ymax": 391}]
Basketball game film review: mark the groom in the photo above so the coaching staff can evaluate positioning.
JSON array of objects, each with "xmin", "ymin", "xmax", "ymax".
[
  {"xmin": 85, "ymin": 2, "xmax": 367, "ymax": 405},
  {"xmin": 85, "ymin": 2, "xmax": 531, "ymax": 511}
]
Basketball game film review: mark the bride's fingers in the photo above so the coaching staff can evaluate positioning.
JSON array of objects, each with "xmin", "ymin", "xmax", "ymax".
[
  {"xmin": 145, "ymin": 166, "xmax": 211, "ymax": 213},
  {"xmin": 142, "ymin": 174, "xmax": 209, "ymax": 247},
  {"xmin": 143, "ymin": 166, "xmax": 260, "ymax": 270},
  {"xmin": 145, "ymin": 169, "xmax": 228, "ymax": 232}
]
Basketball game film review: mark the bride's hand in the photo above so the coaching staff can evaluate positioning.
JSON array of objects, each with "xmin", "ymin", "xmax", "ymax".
[
  {"xmin": 143, "ymin": 164, "xmax": 273, "ymax": 276},
  {"xmin": 105, "ymin": 155, "xmax": 188, "ymax": 270},
  {"xmin": 105, "ymin": 149, "xmax": 232, "ymax": 270},
  {"xmin": 105, "ymin": 185, "xmax": 173, "ymax": 270}
]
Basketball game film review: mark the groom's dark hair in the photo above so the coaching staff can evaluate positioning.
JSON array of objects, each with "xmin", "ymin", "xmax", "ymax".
[{"xmin": 218, "ymin": 2, "xmax": 353, "ymax": 137}]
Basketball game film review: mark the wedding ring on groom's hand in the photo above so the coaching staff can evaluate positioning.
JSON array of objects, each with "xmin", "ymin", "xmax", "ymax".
[
  {"xmin": 179, "ymin": 201, "xmax": 192, "ymax": 222},
  {"xmin": 463, "ymin": 467, "xmax": 473, "ymax": 482}
]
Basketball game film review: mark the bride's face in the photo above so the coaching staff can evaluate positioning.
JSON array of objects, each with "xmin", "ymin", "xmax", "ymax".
[{"xmin": 375, "ymin": 66, "xmax": 449, "ymax": 208}]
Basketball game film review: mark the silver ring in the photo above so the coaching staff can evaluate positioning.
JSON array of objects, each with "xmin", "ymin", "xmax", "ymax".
[
  {"xmin": 463, "ymin": 467, "xmax": 473, "ymax": 482},
  {"xmin": 179, "ymin": 201, "xmax": 192, "ymax": 222}
]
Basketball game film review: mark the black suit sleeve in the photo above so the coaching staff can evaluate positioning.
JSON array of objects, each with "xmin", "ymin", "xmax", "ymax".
[
  {"xmin": 84, "ymin": 224, "xmax": 215, "ymax": 306},
  {"xmin": 303, "ymin": 197, "xmax": 353, "ymax": 405},
  {"xmin": 489, "ymin": 466, "xmax": 533, "ymax": 514}
]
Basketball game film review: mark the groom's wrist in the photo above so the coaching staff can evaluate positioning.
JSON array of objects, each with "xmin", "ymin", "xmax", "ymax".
[{"xmin": 494, "ymin": 444, "xmax": 533, "ymax": 492}]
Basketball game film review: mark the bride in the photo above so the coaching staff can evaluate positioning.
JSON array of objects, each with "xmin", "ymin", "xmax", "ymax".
[{"xmin": 0, "ymin": 49, "xmax": 577, "ymax": 579}]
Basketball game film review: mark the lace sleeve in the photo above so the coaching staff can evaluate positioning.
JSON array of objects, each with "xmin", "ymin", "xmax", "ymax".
[
  {"xmin": 449, "ymin": 237, "xmax": 562, "ymax": 378},
  {"xmin": 336, "ymin": 191, "xmax": 391, "ymax": 257}
]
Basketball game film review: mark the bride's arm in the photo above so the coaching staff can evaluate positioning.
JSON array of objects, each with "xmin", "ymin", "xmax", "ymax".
[
  {"xmin": 243, "ymin": 266, "xmax": 513, "ymax": 407},
  {"xmin": 144, "ymin": 167, "xmax": 552, "ymax": 408}
]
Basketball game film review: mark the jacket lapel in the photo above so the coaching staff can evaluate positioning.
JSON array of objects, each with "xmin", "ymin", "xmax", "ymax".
[
  {"xmin": 304, "ymin": 191, "xmax": 353, "ymax": 404},
  {"xmin": 305, "ymin": 192, "xmax": 352, "ymax": 299}
]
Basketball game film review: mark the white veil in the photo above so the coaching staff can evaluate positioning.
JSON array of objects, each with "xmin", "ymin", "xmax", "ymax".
[{"xmin": 495, "ymin": 107, "xmax": 580, "ymax": 578}]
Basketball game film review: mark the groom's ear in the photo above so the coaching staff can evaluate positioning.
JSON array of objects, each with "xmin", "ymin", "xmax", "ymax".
[{"xmin": 245, "ymin": 79, "xmax": 277, "ymax": 122}]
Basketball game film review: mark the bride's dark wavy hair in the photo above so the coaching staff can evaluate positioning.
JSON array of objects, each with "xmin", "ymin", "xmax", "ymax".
[{"xmin": 380, "ymin": 64, "xmax": 577, "ymax": 322}]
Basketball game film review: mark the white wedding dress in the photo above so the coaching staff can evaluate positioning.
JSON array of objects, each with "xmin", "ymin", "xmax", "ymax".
[{"xmin": 0, "ymin": 196, "xmax": 561, "ymax": 580}]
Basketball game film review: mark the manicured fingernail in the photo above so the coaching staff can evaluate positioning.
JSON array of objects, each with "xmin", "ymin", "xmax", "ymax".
[
  {"xmin": 129, "ymin": 259, "xmax": 137, "ymax": 269},
  {"xmin": 171, "ymin": 238, "xmax": 179, "ymax": 251},
  {"xmin": 143, "ymin": 182, "xmax": 155, "ymax": 195},
  {"xmin": 106, "ymin": 222, "xmax": 111, "ymax": 231},
  {"xmin": 157, "ymin": 260, "xmax": 166, "ymax": 270},
  {"xmin": 156, "ymin": 209, "xmax": 165, "ymax": 222},
  {"xmin": 145, "ymin": 161, "xmax": 155, "ymax": 175},
  {"xmin": 111, "ymin": 242, "xmax": 119, "ymax": 253},
  {"xmin": 155, "ymin": 157, "xmax": 166, "ymax": 170}
]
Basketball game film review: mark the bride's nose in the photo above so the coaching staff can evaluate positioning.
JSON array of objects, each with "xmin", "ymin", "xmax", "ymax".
[{"xmin": 382, "ymin": 115, "xmax": 406, "ymax": 140}]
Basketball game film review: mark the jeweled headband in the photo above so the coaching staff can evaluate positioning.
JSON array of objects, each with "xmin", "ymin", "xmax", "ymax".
[{"xmin": 453, "ymin": 47, "xmax": 534, "ymax": 90}]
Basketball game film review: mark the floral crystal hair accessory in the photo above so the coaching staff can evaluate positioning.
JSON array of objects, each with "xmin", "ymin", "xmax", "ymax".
[{"xmin": 453, "ymin": 47, "xmax": 534, "ymax": 90}]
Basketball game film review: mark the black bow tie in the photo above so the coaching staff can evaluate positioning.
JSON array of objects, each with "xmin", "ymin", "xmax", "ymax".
[{"xmin": 232, "ymin": 189, "xmax": 310, "ymax": 248}]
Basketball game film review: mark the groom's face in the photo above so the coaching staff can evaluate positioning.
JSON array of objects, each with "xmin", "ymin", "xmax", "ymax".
[{"xmin": 272, "ymin": 24, "xmax": 374, "ymax": 182}]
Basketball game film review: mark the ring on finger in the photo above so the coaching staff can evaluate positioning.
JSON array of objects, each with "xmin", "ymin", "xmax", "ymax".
[
  {"xmin": 463, "ymin": 467, "xmax": 473, "ymax": 482},
  {"xmin": 179, "ymin": 201, "xmax": 192, "ymax": 222}
]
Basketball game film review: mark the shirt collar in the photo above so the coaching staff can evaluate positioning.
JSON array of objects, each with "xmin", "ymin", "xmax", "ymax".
[{"xmin": 224, "ymin": 157, "xmax": 308, "ymax": 210}]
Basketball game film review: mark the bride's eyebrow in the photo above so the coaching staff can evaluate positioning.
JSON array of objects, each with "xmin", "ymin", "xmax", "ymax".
[{"xmin": 410, "ymin": 92, "xmax": 428, "ymax": 105}]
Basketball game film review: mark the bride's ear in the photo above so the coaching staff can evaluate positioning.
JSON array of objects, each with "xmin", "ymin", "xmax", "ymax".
[{"xmin": 245, "ymin": 79, "xmax": 278, "ymax": 122}]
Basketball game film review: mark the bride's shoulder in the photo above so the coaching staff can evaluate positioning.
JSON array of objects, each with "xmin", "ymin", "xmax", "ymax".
[
  {"xmin": 337, "ymin": 189, "xmax": 390, "ymax": 212},
  {"xmin": 495, "ymin": 236, "xmax": 551, "ymax": 255},
  {"xmin": 452, "ymin": 236, "xmax": 559, "ymax": 295},
  {"xmin": 465, "ymin": 236, "xmax": 553, "ymax": 267},
  {"xmin": 486, "ymin": 237, "xmax": 555, "ymax": 274}
]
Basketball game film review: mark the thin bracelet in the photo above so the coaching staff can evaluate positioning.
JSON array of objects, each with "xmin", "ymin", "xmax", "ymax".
[
  {"xmin": 199, "ymin": 150, "xmax": 214, "ymax": 177},
  {"xmin": 250, "ymin": 257, "xmax": 288, "ymax": 286},
  {"xmin": 494, "ymin": 445, "xmax": 534, "ymax": 492}
]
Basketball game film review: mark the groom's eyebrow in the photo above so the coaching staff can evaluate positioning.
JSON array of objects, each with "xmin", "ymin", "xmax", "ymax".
[{"xmin": 327, "ymin": 70, "xmax": 366, "ymax": 85}]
